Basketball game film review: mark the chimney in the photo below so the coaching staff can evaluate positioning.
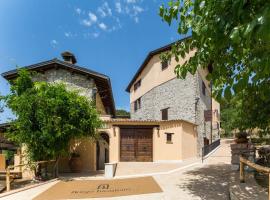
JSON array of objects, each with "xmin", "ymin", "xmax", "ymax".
[{"xmin": 61, "ymin": 51, "xmax": 77, "ymax": 64}]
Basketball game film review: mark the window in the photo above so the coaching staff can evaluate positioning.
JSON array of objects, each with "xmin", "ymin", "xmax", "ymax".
[
  {"xmin": 134, "ymin": 97, "xmax": 141, "ymax": 111},
  {"xmin": 161, "ymin": 108, "xmax": 168, "ymax": 120},
  {"xmin": 202, "ymin": 81, "xmax": 206, "ymax": 96},
  {"xmin": 161, "ymin": 60, "xmax": 169, "ymax": 70},
  {"xmin": 134, "ymin": 79, "xmax": 141, "ymax": 91},
  {"xmin": 165, "ymin": 133, "xmax": 173, "ymax": 143}
]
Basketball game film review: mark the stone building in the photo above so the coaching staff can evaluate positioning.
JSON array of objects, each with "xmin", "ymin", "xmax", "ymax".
[
  {"xmin": 126, "ymin": 38, "xmax": 220, "ymax": 155},
  {"xmin": 1, "ymin": 45, "xmax": 219, "ymax": 176}
]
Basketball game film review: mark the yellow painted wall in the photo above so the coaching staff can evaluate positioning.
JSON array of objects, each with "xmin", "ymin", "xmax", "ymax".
[
  {"xmin": 0, "ymin": 154, "xmax": 5, "ymax": 170},
  {"xmin": 105, "ymin": 120, "xmax": 197, "ymax": 162},
  {"xmin": 19, "ymin": 120, "xmax": 198, "ymax": 178},
  {"xmin": 59, "ymin": 137, "xmax": 96, "ymax": 173},
  {"xmin": 130, "ymin": 50, "xmax": 196, "ymax": 102},
  {"xmin": 153, "ymin": 122, "xmax": 182, "ymax": 161},
  {"xmin": 181, "ymin": 122, "xmax": 197, "ymax": 159},
  {"xmin": 212, "ymin": 98, "xmax": 220, "ymax": 123}
]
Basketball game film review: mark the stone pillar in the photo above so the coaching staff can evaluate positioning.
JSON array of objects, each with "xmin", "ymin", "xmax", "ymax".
[{"xmin": 231, "ymin": 142, "xmax": 255, "ymax": 170}]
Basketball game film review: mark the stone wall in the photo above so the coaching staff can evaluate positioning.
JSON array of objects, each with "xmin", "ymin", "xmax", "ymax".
[
  {"xmin": 33, "ymin": 68, "xmax": 94, "ymax": 100},
  {"xmin": 131, "ymin": 74, "xmax": 197, "ymax": 123},
  {"xmin": 130, "ymin": 71, "xmax": 212, "ymax": 156},
  {"xmin": 194, "ymin": 72, "xmax": 212, "ymax": 155},
  {"xmin": 32, "ymin": 68, "xmax": 106, "ymax": 114}
]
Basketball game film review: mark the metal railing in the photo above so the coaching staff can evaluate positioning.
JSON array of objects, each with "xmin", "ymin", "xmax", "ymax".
[{"xmin": 202, "ymin": 139, "xmax": 220, "ymax": 162}]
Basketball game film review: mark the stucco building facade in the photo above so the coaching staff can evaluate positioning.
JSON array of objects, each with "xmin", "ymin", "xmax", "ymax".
[
  {"xmin": 1, "ymin": 51, "xmax": 201, "ymax": 177},
  {"xmin": 126, "ymin": 40, "xmax": 220, "ymax": 156},
  {"xmin": 1, "ymin": 40, "xmax": 220, "ymax": 176}
]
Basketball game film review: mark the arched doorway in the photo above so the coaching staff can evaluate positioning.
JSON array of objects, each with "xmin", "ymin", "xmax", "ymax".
[{"xmin": 96, "ymin": 132, "xmax": 109, "ymax": 170}]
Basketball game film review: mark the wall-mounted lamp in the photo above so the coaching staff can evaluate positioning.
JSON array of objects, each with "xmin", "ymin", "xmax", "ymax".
[
  {"xmin": 113, "ymin": 126, "xmax": 116, "ymax": 137},
  {"xmin": 156, "ymin": 127, "xmax": 160, "ymax": 137},
  {"xmin": 92, "ymin": 87, "xmax": 97, "ymax": 104}
]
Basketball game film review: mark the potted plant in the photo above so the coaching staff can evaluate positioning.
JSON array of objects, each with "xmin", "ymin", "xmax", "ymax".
[
  {"xmin": 235, "ymin": 131, "xmax": 248, "ymax": 144},
  {"xmin": 68, "ymin": 152, "xmax": 83, "ymax": 173}
]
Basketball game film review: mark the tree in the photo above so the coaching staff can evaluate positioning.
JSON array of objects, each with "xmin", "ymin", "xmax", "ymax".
[
  {"xmin": 220, "ymin": 85, "xmax": 270, "ymax": 137},
  {"xmin": 116, "ymin": 109, "xmax": 130, "ymax": 117},
  {"xmin": 160, "ymin": 1, "xmax": 270, "ymax": 134},
  {"xmin": 159, "ymin": 1, "xmax": 270, "ymax": 98},
  {"xmin": 4, "ymin": 69, "xmax": 102, "ymax": 177},
  {"xmin": 220, "ymin": 96, "xmax": 242, "ymax": 137}
]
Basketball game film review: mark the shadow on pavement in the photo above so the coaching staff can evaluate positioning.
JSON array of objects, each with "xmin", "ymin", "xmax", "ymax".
[{"xmin": 177, "ymin": 164, "xmax": 231, "ymax": 200}]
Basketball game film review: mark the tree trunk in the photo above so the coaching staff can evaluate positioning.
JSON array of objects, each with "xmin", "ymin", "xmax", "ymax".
[
  {"xmin": 35, "ymin": 163, "xmax": 41, "ymax": 179},
  {"xmin": 53, "ymin": 156, "xmax": 60, "ymax": 178}
]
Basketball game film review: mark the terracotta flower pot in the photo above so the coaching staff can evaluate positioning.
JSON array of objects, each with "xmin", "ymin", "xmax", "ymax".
[{"xmin": 69, "ymin": 156, "xmax": 83, "ymax": 173}]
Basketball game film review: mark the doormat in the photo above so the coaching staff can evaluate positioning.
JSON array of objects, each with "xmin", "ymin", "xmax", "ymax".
[{"xmin": 33, "ymin": 176, "xmax": 162, "ymax": 199}]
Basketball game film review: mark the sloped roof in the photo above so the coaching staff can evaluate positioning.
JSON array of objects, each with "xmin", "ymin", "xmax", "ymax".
[
  {"xmin": 103, "ymin": 118, "xmax": 197, "ymax": 126},
  {"xmin": 126, "ymin": 36, "xmax": 191, "ymax": 92},
  {"xmin": 1, "ymin": 58, "xmax": 116, "ymax": 116}
]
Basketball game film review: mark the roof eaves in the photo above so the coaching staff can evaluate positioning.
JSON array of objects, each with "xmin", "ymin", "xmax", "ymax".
[
  {"xmin": 125, "ymin": 36, "xmax": 192, "ymax": 92},
  {"xmin": 1, "ymin": 58, "xmax": 110, "ymax": 81}
]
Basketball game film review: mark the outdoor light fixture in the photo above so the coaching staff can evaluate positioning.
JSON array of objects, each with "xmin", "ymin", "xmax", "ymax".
[
  {"xmin": 92, "ymin": 87, "xmax": 97, "ymax": 102},
  {"xmin": 156, "ymin": 127, "xmax": 160, "ymax": 137},
  {"xmin": 113, "ymin": 126, "xmax": 116, "ymax": 137}
]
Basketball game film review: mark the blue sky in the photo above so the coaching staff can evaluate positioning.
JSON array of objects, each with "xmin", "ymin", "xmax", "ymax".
[{"xmin": 0, "ymin": 0, "xmax": 185, "ymax": 122}]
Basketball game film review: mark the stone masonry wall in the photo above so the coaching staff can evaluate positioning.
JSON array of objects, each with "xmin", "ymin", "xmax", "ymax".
[
  {"xmin": 32, "ymin": 68, "xmax": 95, "ymax": 104},
  {"xmin": 131, "ymin": 71, "xmax": 212, "ymax": 156},
  {"xmin": 131, "ymin": 73, "xmax": 197, "ymax": 123},
  {"xmin": 194, "ymin": 72, "xmax": 212, "ymax": 155}
]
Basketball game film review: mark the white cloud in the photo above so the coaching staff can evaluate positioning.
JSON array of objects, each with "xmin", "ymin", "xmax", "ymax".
[
  {"xmin": 98, "ymin": 2, "xmax": 112, "ymax": 18},
  {"xmin": 81, "ymin": 12, "xmax": 98, "ymax": 27},
  {"xmin": 78, "ymin": 0, "xmax": 144, "ymax": 34},
  {"xmin": 82, "ymin": 19, "xmax": 92, "ymax": 26},
  {"xmin": 99, "ymin": 23, "xmax": 107, "ymax": 30},
  {"xmin": 64, "ymin": 32, "xmax": 77, "ymax": 38},
  {"xmin": 97, "ymin": 7, "xmax": 107, "ymax": 17},
  {"xmin": 115, "ymin": 2, "xmax": 122, "ymax": 13},
  {"xmin": 126, "ymin": 0, "xmax": 137, "ymax": 3},
  {"xmin": 50, "ymin": 40, "xmax": 58, "ymax": 48},
  {"xmin": 89, "ymin": 12, "xmax": 97, "ymax": 22},
  {"xmin": 134, "ymin": 17, "xmax": 139, "ymax": 23},
  {"xmin": 133, "ymin": 5, "xmax": 143, "ymax": 14},
  {"xmin": 92, "ymin": 32, "xmax": 100, "ymax": 38},
  {"xmin": 75, "ymin": 8, "xmax": 81, "ymax": 15},
  {"xmin": 64, "ymin": 32, "xmax": 71, "ymax": 37}
]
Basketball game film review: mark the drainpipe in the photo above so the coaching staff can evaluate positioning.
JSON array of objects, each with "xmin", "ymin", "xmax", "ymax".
[{"xmin": 210, "ymin": 81, "xmax": 213, "ymax": 144}]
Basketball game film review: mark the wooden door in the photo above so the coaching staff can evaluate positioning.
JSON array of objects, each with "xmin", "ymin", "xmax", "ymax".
[
  {"xmin": 120, "ymin": 128, "xmax": 153, "ymax": 162},
  {"xmin": 135, "ymin": 129, "xmax": 153, "ymax": 162},
  {"xmin": 120, "ymin": 129, "xmax": 136, "ymax": 161}
]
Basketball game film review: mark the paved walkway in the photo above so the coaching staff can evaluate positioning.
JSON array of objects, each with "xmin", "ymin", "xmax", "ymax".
[
  {"xmin": 115, "ymin": 157, "xmax": 200, "ymax": 177},
  {"xmin": 1, "ymin": 139, "xmax": 233, "ymax": 200}
]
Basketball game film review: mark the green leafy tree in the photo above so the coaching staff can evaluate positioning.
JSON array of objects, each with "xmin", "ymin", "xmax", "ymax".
[
  {"xmin": 116, "ymin": 109, "xmax": 130, "ymax": 117},
  {"xmin": 220, "ymin": 97, "xmax": 242, "ymax": 137},
  {"xmin": 4, "ymin": 69, "xmax": 102, "ymax": 176},
  {"xmin": 160, "ymin": 1, "xmax": 270, "ymax": 135},
  {"xmin": 159, "ymin": 0, "xmax": 270, "ymax": 98},
  {"xmin": 221, "ymin": 86, "xmax": 270, "ymax": 137}
]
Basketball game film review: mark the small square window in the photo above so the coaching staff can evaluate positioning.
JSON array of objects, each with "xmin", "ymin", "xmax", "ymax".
[
  {"xmin": 165, "ymin": 133, "xmax": 173, "ymax": 143},
  {"xmin": 134, "ymin": 79, "xmax": 141, "ymax": 91},
  {"xmin": 161, "ymin": 61, "xmax": 169, "ymax": 70},
  {"xmin": 161, "ymin": 108, "xmax": 168, "ymax": 120},
  {"xmin": 134, "ymin": 97, "xmax": 141, "ymax": 112}
]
